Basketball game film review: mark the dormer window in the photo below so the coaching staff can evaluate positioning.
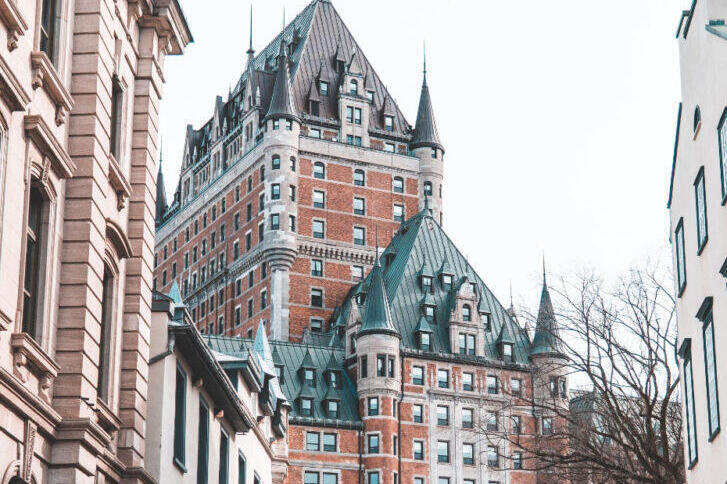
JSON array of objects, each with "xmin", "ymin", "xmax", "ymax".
[
  {"xmin": 424, "ymin": 305, "xmax": 435, "ymax": 324},
  {"xmin": 350, "ymin": 79, "xmax": 359, "ymax": 96},
  {"xmin": 502, "ymin": 343, "xmax": 513, "ymax": 362},
  {"xmin": 420, "ymin": 332, "xmax": 431, "ymax": 351},
  {"xmin": 275, "ymin": 364, "xmax": 285, "ymax": 384},
  {"xmin": 304, "ymin": 369, "xmax": 316, "ymax": 386},
  {"xmin": 300, "ymin": 398, "xmax": 313, "ymax": 416},
  {"xmin": 421, "ymin": 276, "xmax": 433, "ymax": 293},
  {"xmin": 310, "ymin": 101, "xmax": 320, "ymax": 116},
  {"xmin": 384, "ymin": 116, "xmax": 394, "ymax": 132},
  {"xmin": 328, "ymin": 370, "xmax": 340, "ymax": 388},
  {"xmin": 320, "ymin": 81, "xmax": 329, "ymax": 96},
  {"xmin": 366, "ymin": 90, "xmax": 375, "ymax": 102},
  {"xmin": 385, "ymin": 253, "xmax": 396, "ymax": 266},
  {"xmin": 356, "ymin": 291, "xmax": 366, "ymax": 305},
  {"xmin": 326, "ymin": 400, "xmax": 339, "ymax": 419},
  {"xmin": 441, "ymin": 274, "xmax": 453, "ymax": 291},
  {"xmin": 462, "ymin": 305, "xmax": 471, "ymax": 322},
  {"xmin": 483, "ymin": 313, "xmax": 491, "ymax": 331}
]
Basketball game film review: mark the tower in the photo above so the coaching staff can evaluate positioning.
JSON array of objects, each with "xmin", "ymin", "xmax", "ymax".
[
  {"xmin": 355, "ymin": 254, "xmax": 401, "ymax": 484},
  {"xmin": 410, "ymin": 48, "xmax": 445, "ymax": 224}
]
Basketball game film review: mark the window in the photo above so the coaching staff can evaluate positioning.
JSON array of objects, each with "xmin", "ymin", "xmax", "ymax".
[
  {"xmin": 412, "ymin": 366, "xmax": 424, "ymax": 385},
  {"xmin": 346, "ymin": 106, "xmax": 353, "ymax": 123},
  {"xmin": 412, "ymin": 404, "xmax": 423, "ymax": 423},
  {"xmin": 487, "ymin": 412, "xmax": 498, "ymax": 431},
  {"xmin": 409, "ymin": 439, "xmax": 423, "ymax": 460},
  {"xmin": 376, "ymin": 355, "xmax": 386, "ymax": 377},
  {"xmin": 289, "ymin": 215, "xmax": 296, "ymax": 232},
  {"xmin": 512, "ymin": 415, "xmax": 522, "ymax": 434},
  {"xmin": 360, "ymin": 355, "xmax": 367, "ymax": 378},
  {"xmin": 271, "ymin": 155, "xmax": 280, "ymax": 170},
  {"xmin": 487, "ymin": 446, "xmax": 498, "ymax": 468},
  {"xmin": 22, "ymin": 187, "xmax": 45, "ymax": 336},
  {"xmin": 97, "ymin": 267, "xmax": 116, "ymax": 401},
  {"xmin": 311, "ymin": 288, "xmax": 323, "ymax": 307},
  {"xmin": 366, "ymin": 90, "xmax": 375, "ymax": 102},
  {"xmin": 40, "ymin": 0, "xmax": 58, "ymax": 61},
  {"xmin": 368, "ymin": 472, "xmax": 379, "ymax": 484},
  {"xmin": 354, "ymin": 108, "xmax": 362, "ymax": 125},
  {"xmin": 290, "ymin": 157, "xmax": 297, "ymax": 171},
  {"xmin": 437, "ymin": 405, "xmax": 449, "ymax": 426},
  {"xmin": 271, "ymin": 183, "xmax": 280, "ymax": 200},
  {"xmin": 419, "ymin": 331, "xmax": 431, "ymax": 351},
  {"xmin": 682, "ymin": 340, "xmax": 698, "ymax": 466},
  {"xmin": 310, "ymin": 128, "xmax": 321, "ymax": 139},
  {"xmin": 352, "ymin": 265, "xmax": 364, "ymax": 280},
  {"xmin": 511, "ymin": 378, "xmax": 522, "ymax": 396},
  {"xmin": 350, "ymin": 79, "xmax": 358, "ymax": 95},
  {"xmin": 384, "ymin": 116, "xmax": 394, "ymax": 131},
  {"xmin": 438, "ymin": 479, "xmax": 449, "ymax": 484},
  {"xmin": 197, "ymin": 399, "xmax": 209, "ymax": 484},
  {"xmin": 513, "ymin": 451, "xmax": 523, "ymax": 470},
  {"xmin": 695, "ymin": 167, "xmax": 708, "ymax": 252},
  {"xmin": 462, "ymin": 408, "xmax": 474, "ymax": 428},
  {"xmin": 320, "ymin": 81, "xmax": 329, "ymax": 96},
  {"xmin": 675, "ymin": 218, "xmax": 687, "ymax": 295},
  {"xmin": 259, "ymin": 193, "xmax": 265, "ymax": 213},
  {"xmin": 423, "ymin": 181, "xmax": 432, "ymax": 196},
  {"xmin": 700, "ymin": 303, "xmax": 720, "ymax": 439},
  {"xmin": 462, "ymin": 304, "xmax": 472, "ymax": 321},
  {"xmin": 367, "ymin": 434, "xmax": 379, "ymax": 453},
  {"xmin": 422, "ymin": 275, "xmax": 432, "ymax": 293},
  {"xmin": 388, "ymin": 356, "xmax": 395, "ymax": 377},
  {"xmin": 438, "ymin": 369, "xmax": 449, "ymax": 388},
  {"xmin": 441, "ymin": 274, "xmax": 453, "ymax": 290},
  {"xmin": 272, "ymin": 119, "xmax": 279, "ymax": 130},
  {"xmin": 323, "ymin": 433, "xmax": 337, "ymax": 452},
  {"xmin": 542, "ymin": 417, "xmax": 553, "ymax": 435},
  {"xmin": 313, "ymin": 220, "xmax": 325, "ymax": 239},
  {"xmin": 393, "ymin": 176, "xmax": 404, "ymax": 193},
  {"xmin": 304, "ymin": 368, "xmax": 316, "ymax": 387},
  {"xmin": 311, "ymin": 318, "xmax": 323, "ymax": 333},
  {"xmin": 502, "ymin": 342, "xmax": 513, "ymax": 361},
  {"xmin": 463, "ymin": 372, "xmax": 474, "ymax": 391},
  {"xmin": 384, "ymin": 142, "xmax": 395, "ymax": 153},
  {"xmin": 354, "ymin": 169, "xmax": 365, "ymax": 186},
  {"xmin": 219, "ymin": 430, "xmax": 229, "ymax": 483},
  {"xmin": 289, "ymin": 184, "xmax": 297, "ymax": 202},
  {"xmin": 459, "ymin": 333, "xmax": 476, "ymax": 355},
  {"xmin": 306, "ymin": 432, "xmax": 320, "ymax": 451},
  {"xmin": 313, "ymin": 190, "xmax": 325, "ymax": 208},
  {"xmin": 437, "ymin": 441, "xmax": 449, "ymax": 463},
  {"xmin": 234, "ymin": 306, "xmax": 241, "ymax": 326},
  {"xmin": 305, "ymin": 472, "xmax": 319, "ymax": 484},
  {"xmin": 463, "ymin": 443, "xmax": 474, "ymax": 465},
  {"xmin": 393, "ymin": 204, "xmax": 404, "ymax": 222},
  {"xmin": 311, "ymin": 259, "xmax": 323, "ymax": 277},
  {"xmin": 431, "ymin": 148, "xmax": 437, "ymax": 159},
  {"xmin": 110, "ymin": 78, "xmax": 124, "ymax": 160},
  {"xmin": 368, "ymin": 397, "xmax": 379, "ymax": 416},
  {"xmin": 314, "ymin": 162, "xmax": 325, "ymax": 179},
  {"xmin": 354, "ymin": 197, "xmax": 365, "ymax": 215},
  {"xmin": 486, "ymin": 375, "xmax": 498, "ymax": 394},
  {"xmin": 694, "ymin": 105, "xmax": 701, "ymax": 132},
  {"xmin": 424, "ymin": 306, "xmax": 435, "ymax": 323},
  {"xmin": 354, "ymin": 226, "xmax": 365, "ymax": 245},
  {"xmin": 173, "ymin": 365, "xmax": 187, "ymax": 467},
  {"xmin": 300, "ymin": 398, "xmax": 313, "ymax": 416}
]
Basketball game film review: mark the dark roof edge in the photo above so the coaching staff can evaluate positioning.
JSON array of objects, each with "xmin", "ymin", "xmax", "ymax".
[
  {"xmin": 398, "ymin": 348, "xmax": 532, "ymax": 372},
  {"xmin": 289, "ymin": 416, "xmax": 364, "ymax": 430},
  {"xmin": 667, "ymin": 102, "xmax": 683, "ymax": 209}
]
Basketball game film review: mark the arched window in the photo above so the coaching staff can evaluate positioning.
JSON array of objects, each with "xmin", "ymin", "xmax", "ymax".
[
  {"xmin": 313, "ymin": 162, "xmax": 326, "ymax": 179},
  {"xmin": 272, "ymin": 155, "xmax": 280, "ymax": 170},
  {"xmin": 423, "ymin": 181, "xmax": 432, "ymax": 196},
  {"xmin": 462, "ymin": 304, "xmax": 471, "ymax": 322},
  {"xmin": 349, "ymin": 79, "xmax": 358, "ymax": 96},
  {"xmin": 694, "ymin": 105, "xmax": 702, "ymax": 132},
  {"xmin": 393, "ymin": 176, "xmax": 404, "ymax": 193}
]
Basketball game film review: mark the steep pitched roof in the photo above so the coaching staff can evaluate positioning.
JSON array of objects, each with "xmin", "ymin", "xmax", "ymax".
[
  {"xmin": 530, "ymin": 275, "xmax": 566, "ymax": 358},
  {"xmin": 411, "ymin": 68, "xmax": 443, "ymax": 151},
  {"xmin": 341, "ymin": 210, "xmax": 531, "ymax": 363},
  {"xmin": 265, "ymin": 39, "xmax": 298, "ymax": 122},
  {"xmin": 155, "ymin": 159, "xmax": 167, "ymax": 223},
  {"xmin": 359, "ymin": 255, "xmax": 400, "ymax": 338}
]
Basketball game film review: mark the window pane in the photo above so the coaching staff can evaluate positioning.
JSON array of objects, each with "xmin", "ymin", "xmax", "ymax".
[{"xmin": 704, "ymin": 315, "xmax": 720, "ymax": 436}]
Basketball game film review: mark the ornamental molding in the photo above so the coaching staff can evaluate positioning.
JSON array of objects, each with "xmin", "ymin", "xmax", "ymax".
[
  {"xmin": 10, "ymin": 333, "xmax": 60, "ymax": 404},
  {"xmin": 30, "ymin": 52, "xmax": 73, "ymax": 126},
  {"xmin": 0, "ymin": 51, "xmax": 29, "ymax": 111},
  {"xmin": 24, "ymin": 115, "xmax": 75, "ymax": 179},
  {"xmin": 298, "ymin": 240, "xmax": 375, "ymax": 265},
  {"xmin": 0, "ymin": 0, "xmax": 28, "ymax": 51},
  {"xmin": 107, "ymin": 155, "xmax": 132, "ymax": 210}
]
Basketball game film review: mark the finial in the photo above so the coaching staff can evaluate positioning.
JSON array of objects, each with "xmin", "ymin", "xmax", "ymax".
[
  {"xmin": 542, "ymin": 251, "xmax": 547, "ymax": 285},
  {"xmin": 283, "ymin": 8, "xmax": 286, "ymax": 31},
  {"xmin": 509, "ymin": 282, "xmax": 513, "ymax": 308},
  {"xmin": 422, "ymin": 41, "xmax": 427, "ymax": 86},
  {"xmin": 247, "ymin": 4, "xmax": 254, "ymax": 54}
]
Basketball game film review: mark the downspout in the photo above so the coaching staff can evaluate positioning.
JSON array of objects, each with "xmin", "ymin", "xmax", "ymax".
[
  {"xmin": 397, "ymin": 353, "xmax": 404, "ymax": 484},
  {"xmin": 358, "ymin": 427, "xmax": 363, "ymax": 484}
]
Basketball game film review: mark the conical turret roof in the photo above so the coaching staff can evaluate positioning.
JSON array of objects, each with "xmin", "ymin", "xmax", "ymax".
[
  {"xmin": 155, "ymin": 158, "xmax": 167, "ymax": 223},
  {"xmin": 411, "ymin": 61, "xmax": 443, "ymax": 152},
  {"xmin": 359, "ymin": 255, "xmax": 400, "ymax": 338},
  {"xmin": 530, "ymin": 274, "xmax": 565, "ymax": 358},
  {"xmin": 265, "ymin": 39, "xmax": 298, "ymax": 122}
]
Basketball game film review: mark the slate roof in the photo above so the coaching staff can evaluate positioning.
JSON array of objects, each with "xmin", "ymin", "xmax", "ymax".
[
  {"xmin": 358, "ymin": 255, "xmax": 399, "ymax": 338},
  {"xmin": 411, "ymin": 70, "xmax": 443, "ymax": 151},
  {"xmin": 345, "ymin": 209, "xmax": 532, "ymax": 363},
  {"xmin": 205, "ymin": 335, "xmax": 361, "ymax": 426},
  {"xmin": 264, "ymin": 40, "xmax": 298, "ymax": 122},
  {"xmin": 530, "ymin": 275, "xmax": 566, "ymax": 358}
]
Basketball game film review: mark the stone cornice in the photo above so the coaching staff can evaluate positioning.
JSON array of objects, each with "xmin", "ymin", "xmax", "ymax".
[
  {"xmin": 0, "ymin": 50, "xmax": 29, "ymax": 111},
  {"xmin": 24, "ymin": 115, "xmax": 75, "ymax": 178},
  {"xmin": 136, "ymin": 0, "xmax": 192, "ymax": 56},
  {"xmin": 0, "ymin": 0, "xmax": 28, "ymax": 51},
  {"xmin": 108, "ymin": 155, "xmax": 132, "ymax": 210},
  {"xmin": 298, "ymin": 239, "xmax": 375, "ymax": 265},
  {"xmin": 30, "ymin": 51, "xmax": 73, "ymax": 125},
  {"xmin": 0, "ymin": 367, "xmax": 62, "ymax": 434}
]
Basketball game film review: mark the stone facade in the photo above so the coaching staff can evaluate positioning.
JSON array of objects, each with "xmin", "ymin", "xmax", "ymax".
[
  {"xmin": 0, "ymin": 0, "xmax": 190, "ymax": 482},
  {"xmin": 670, "ymin": 1, "xmax": 727, "ymax": 482}
]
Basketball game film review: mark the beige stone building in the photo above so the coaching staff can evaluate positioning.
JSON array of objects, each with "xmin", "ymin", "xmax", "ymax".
[
  {"xmin": 670, "ymin": 1, "xmax": 727, "ymax": 481},
  {"xmin": 0, "ymin": 0, "xmax": 190, "ymax": 482}
]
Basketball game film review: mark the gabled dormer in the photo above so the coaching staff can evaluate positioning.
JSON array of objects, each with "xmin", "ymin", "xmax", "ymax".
[
  {"xmin": 321, "ymin": 385, "xmax": 341, "ymax": 419},
  {"xmin": 419, "ymin": 260, "xmax": 434, "ymax": 293},
  {"xmin": 415, "ymin": 315, "xmax": 434, "ymax": 351},
  {"xmin": 496, "ymin": 322, "xmax": 516, "ymax": 362},
  {"xmin": 324, "ymin": 352, "xmax": 341, "ymax": 388},
  {"xmin": 438, "ymin": 256, "xmax": 455, "ymax": 291},
  {"xmin": 448, "ymin": 277, "xmax": 484, "ymax": 356},
  {"xmin": 297, "ymin": 347, "xmax": 317, "ymax": 387},
  {"xmin": 296, "ymin": 385, "xmax": 316, "ymax": 417},
  {"xmin": 272, "ymin": 346, "xmax": 284, "ymax": 385},
  {"xmin": 421, "ymin": 292, "xmax": 436, "ymax": 324}
]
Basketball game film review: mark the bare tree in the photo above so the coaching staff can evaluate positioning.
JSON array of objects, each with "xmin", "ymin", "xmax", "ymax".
[{"xmin": 480, "ymin": 264, "xmax": 684, "ymax": 484}]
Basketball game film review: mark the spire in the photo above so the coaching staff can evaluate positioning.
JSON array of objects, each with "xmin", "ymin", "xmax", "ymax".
[
  {"xmin": 155, "ymin": 149, "xmax": 167, "ymax": 223},
  {"xmin": 423, "ymin": 40, "xmax": 427, "ymax": 85},
  {"xmin": 507, "ymin": 282, "xmax": 518, "ymax": 321},
  {"xmin": 358, "ymin": 235, "xmax": 399, "ymax": 338},
  {"xmin": 246, "ymin": 4, "xmax": 255, "ymax": 58},
  {"xmin": 264, "ymin": 35, "xmax": 298, "ymax": 122},
  {"xmin": 530, "ymin": 266, "xmax": 566, "ymax": 358},
  {"xmin": 411, "ymin": 47, "xmax": 443, "ymax": 152},
  {"xmin": 253, "ymin": 319, "xmax": 274, "ymax": 365}
]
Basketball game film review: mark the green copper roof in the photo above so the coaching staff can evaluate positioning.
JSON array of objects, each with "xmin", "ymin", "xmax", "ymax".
[
  {"xmin": 358, "ymin": 257, "xmax": 400, "ymax": 338},
  {"xmin": 341, "ymin": 210, "xmax": 531, "ymax": 362},
  {"xmin": 415, "ymin": 315, "xmax": 433, "ymax": 333},
  {"xmin": 168, "ymin": 281, "xmax": 183, "ymax": 307},
  {"xmin": 495, "ymin": 318, "xmax": 516, "ymax": 344},
  {"xmin": 530, "ymin": 277, "xmax": 565, "ymax": 358},
  {"xmin": 299, "ymin": 347, "xmax": 316, "ymax": 369}
]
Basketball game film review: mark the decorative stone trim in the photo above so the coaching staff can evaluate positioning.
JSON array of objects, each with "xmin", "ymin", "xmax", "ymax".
[
  {"xmin": 0, "ymin": 0, "xmax": 27, "ymax": 51},
  {"xmin": 298, "ymin": 240, "xmax": 375, "ymax": 265},
  {"xmin": 94, "ymin": 397, "xmax": 122, "ymax": 435},
  {"xmin": 106, "ymin": 218, "xmax": 133, "ymax": 259},
  {"xmin": 30, "ymin": 52, "xmax": 73, "ymax": 125},
  {"xmin": 23, "ymin": 115, "xmax": 76, "ymax": 178},
  {"xmin": 108, "ymin": 155, "xmax": 132, "ymax": 210},
  {"xmin": 0, "ymin": 51, "xmax": 29, "ymax": 111},
  {"xmin": 0, "ymin": 307, "xmax": 10, "ymax": 331},
  {"xmin": 10, "ymin": 333, "xmax": 60, "ymax": 404}
]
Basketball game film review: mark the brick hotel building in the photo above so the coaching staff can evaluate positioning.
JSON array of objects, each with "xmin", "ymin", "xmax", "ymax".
[{"xmin": 154, "ymin": 2, "xmax": 570, "ymax": 484}]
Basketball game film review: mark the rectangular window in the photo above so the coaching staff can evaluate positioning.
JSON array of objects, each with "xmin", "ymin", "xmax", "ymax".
[
  {"xmin": 290, "ymin": 185, "xmax": 296, "ymax": 201},
  {"xmin": 487, "ymin": 412, "xmax": 498, "ymax": 431},
  {"xmin": 393, "ymin": 204, "xmax": 404, "ymax": 222},
  {"xmin": 300, "ymin": 398, "xmax": 313, "ymax": 416},
  {"xmin": 695, "ymin": 167, "xmax": 708, "ymax": 252},
  {"xmin": 311, "ymin": 288, "xmax": 323, "ymax": 307},
  {"xmin": 413, "ymin": 440, "xmax": 424, "ymax": 460},
  {"xmin": 352, "ymin": 265, "xmax": 364, "ymax": 280},
  {"xmin": 437, "ymin": 405, "xmax": 449, "ymax": 426},
  {"xmin": 313, "ymin": 190, "xmax": 325, "ymax": 208},
  {"xmin": 306, "ymin": 432, "xmax": 320, "ymax": 451},
  {"xmin": 683, "ymin": 340, "xmax": 698, "ymax": 466},
  {"xmin": 305, "ymin": 473, "xmax": 319, "ymax": 484},
  {"xmin": 384, "ymin": 142, "xmax": 395, "ymax": 153},
  {"xmin": 289, "ymin": 215, "xmax": 296, "ymax": 232},
  {"xmin": 512, "ymin": 415, "xmax": 522, "ymax": 434},
  {"xmin": 354, "ymin": 197, "xmax": 365, "ymax": 215},
  {"xmin": 353, "ymin": 226, "xmax": 365, "ymax": 246},
  {"xmin": 271, "ymin": 183, "xmax": 280, "ymax": 200},
  {"xmin": 110, "ymin": 78, "xmax": 124, "ymax": 160},
  {"xmin": 327, "ymin": 400, "xmax": 338, "ymax": 419},
  {"xmin": 675, "ymin": 218, "xmax": 687, "ymax": 295},
  {"xmin": 368, "ymin": 397, "xmax": 379, "ymax": 416},
  {"xmin": 700, "ymin": 303, "xmax": 721, "ymax": 439},
  {"xmin": 437, "ymin": 440, "xmax": 449, "ymax": 463},
  {"xmin": 412, "ymin": 366, "xmax": 424, "ymax": 385},
  {"xmin": 487, "ymin": 375, "xmax": 498, "ymax": 394},
  {"xmin": 513, "ymin": 451, "xmax": 523, "ymax": 470},
  {"xmin": 313, "ymin": 220, "xmax": 325, "ymax": 239},
  {"xmin": 270, "ymin": 213, "xmax": 279, "ymax": 230},
  {"xmin": 311, "ymin": 318, "xmax": 323, "ymax": 333},
  {"xmin": 487, "ymin": 446, "xmax": 498, "ymax": 468},
  {"xmin": 377, "ymin": 355, "xmax": 386, "ymax": 377},
  {"xmin": 368, "ymin": 472, "xmax": 379, "ymax": 484},
  {"xmin": 368, "ymin": 434, "xmax": 379, "ymax": 453},
  {"xmin": 354, "ymin": 108, "xmax": 362, "ymax": 125},
  {"xmin": 438, "ymin": 369, "xmax": 449, "ymax": 388},
  {"xmin": 173, "ymin": 365, "xmax": 187, "ymax": 467},
  {"xmin": 462, "ymin": 372, "xmax": 474, "ymax": 391},
  {"xmin": 360, "ymin": 355, "xmax": 367, "ymax": 378},
  {"xmin": 323, "ymin": 433, "xmax": 337, "ymax": 452},
  {"xmin": 462, "ymin": 408, "xmax": 474, "ymax": 428},
  {"xmin": 197, "ymin": 399, "xmax": 209, "ymax": 484},
  {"xmin": 542, "ymin": 417, "xmax": 553, "ymax": 435},
  {"xmin": 719, "ymin": 109, "xmax": 727, "ymax": 201},
  {"xmin": 412, "ymin": 404, "xmax": 423, "ymax": 423},
  {"xmin": 219, "ymin": 430, "xmax": 229, "ymax": 484},
  {"xmin": 310, "ymin": 128, "xmax": 321, "ymax": 139},
  {"xmin": 463, "ymin": 443, "xmax": 474, "ymax": 465},
  {"xmin": 346, "ymin": 106, "xmax": 354, "ymax": 123},
  {"xmin": 384, "ymin": 116, "xmax": 394, "ymax": 131},
  {"xmin": 320, "ymin": 81, "xmax": 329, "ymax": 96}
]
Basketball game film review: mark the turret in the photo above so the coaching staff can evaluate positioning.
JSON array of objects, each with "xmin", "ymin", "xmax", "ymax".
[
  {"xmin": 411, "ymin": 47, "xmax": 445, "ymax": 224},
  {"xmin": 264, "ymin": 38, "xmax": 299, "ymax": 127},
  {"xmin": 155, "ymin": 154, "xmax": 167, "ymax": 225}
]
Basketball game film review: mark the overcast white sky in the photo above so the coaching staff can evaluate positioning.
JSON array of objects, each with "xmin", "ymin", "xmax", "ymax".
[{"xmin": 160, "ymin": 0, "xmax": 684, "ymax": 312}]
